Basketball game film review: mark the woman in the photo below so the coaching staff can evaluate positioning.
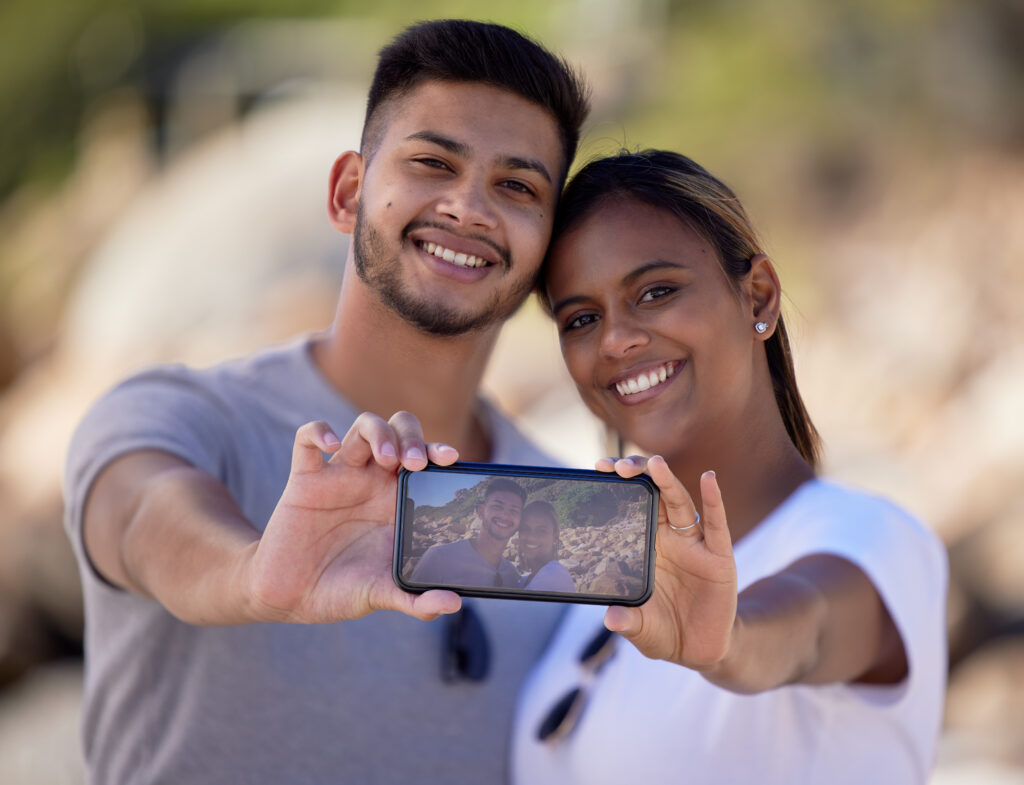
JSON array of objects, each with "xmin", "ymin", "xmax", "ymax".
[
  {"xmin": 518, "ymin": 500, "xmax": 576, "ymax": 592},
  {"xmin": 512, "ymin": 150, "xmax": 947, "ymax": 784}
]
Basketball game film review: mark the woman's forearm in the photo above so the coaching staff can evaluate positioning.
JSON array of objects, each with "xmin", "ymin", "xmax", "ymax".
[{"xmin": 701, "ymin": 554, "xmax": 901, "ymax": 693}]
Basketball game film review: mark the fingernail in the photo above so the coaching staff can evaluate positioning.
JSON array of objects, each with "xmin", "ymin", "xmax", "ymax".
[
  {"xmin": 381, "ymin": 442, "xmax": 396, "ymax": 458},
  {"xmin": 406, "ymin": 447, "xmax": 425, "ymax": 462},
  {"xmin": 324, "ymin": 431, "xmax": 340, "ymax": 447}
]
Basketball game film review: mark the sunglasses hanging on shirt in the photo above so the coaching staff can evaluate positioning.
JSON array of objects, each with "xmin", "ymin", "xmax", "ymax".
[
  {"xmin": 442, "ymin": 603, "xmax": 490, "ymax": 683},
  {"xmin": 536, "ymin": 626, "xmax": 618, "ymax": 742}
]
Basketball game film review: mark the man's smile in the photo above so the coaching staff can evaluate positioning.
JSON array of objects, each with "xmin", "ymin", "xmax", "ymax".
[{"xmin": 416, "ymin": 240, "xmax": 490, "ymax": 268}]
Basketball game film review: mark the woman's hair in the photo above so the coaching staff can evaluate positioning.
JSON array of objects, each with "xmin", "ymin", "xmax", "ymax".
[
  {"xmin": 520, "ymin": 500, "xmax": 560, "ymax": 562},
  {"xmin": 544, "ymin": 148, "xmax": 822, "ymax": 468}
]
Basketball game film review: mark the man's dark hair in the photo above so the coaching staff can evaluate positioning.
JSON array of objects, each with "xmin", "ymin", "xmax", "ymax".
[
  {"xmin": 481, "ymin": 477, "xmax": 527, "ymax": 506},
  {"xmin": 362, "ymin": 19, "xmax": 590, "ymax": 182}
]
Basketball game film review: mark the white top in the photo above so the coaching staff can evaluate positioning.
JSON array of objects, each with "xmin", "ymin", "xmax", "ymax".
[{"xmin": 513, "ymin": 479, "xmax": 948, "ymax": 785}]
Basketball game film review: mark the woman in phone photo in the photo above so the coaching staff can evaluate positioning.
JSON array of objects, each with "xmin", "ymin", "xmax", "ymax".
[
  {"xmin": 517, "ymin": 500, "xmax": 576, "ymax": 592},
  {"xmin": 513, "ymin": 149, "xmax": 947, "ymax": 785}
]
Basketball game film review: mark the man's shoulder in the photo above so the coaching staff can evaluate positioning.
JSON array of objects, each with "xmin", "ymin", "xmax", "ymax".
[{"xmin": 479, "ymin": 399, "xmax": 559, "ymax": 467}]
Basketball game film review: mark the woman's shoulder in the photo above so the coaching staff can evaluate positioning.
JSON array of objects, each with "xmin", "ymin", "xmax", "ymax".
[
  {"xmin": 775, "ymin": 478, "xmax": 937, "ymax": 543},
  {"xmin": 742, "ymin": 478, "xmax": 947, "ymax": 588}
]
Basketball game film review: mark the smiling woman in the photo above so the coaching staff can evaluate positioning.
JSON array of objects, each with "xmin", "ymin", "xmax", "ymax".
[{"xmin": 516, "ymin": 149, "xmax": 948, "ymax": 785}]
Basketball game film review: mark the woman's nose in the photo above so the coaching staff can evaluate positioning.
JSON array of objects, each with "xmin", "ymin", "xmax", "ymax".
[{"xmin": 599, "ymin": 315, "xmax": 650, "ymax": 359}]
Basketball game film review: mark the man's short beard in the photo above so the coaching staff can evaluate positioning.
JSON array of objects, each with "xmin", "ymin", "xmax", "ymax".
[{"xmin": 352, "ymin": 206, "xmax": 534, "ymax": 337}]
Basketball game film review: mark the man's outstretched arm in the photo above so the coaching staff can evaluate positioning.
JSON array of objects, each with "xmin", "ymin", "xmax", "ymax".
[{"xmin": 82, "ymin": 414, "xmax": 463, "ymax": 626}]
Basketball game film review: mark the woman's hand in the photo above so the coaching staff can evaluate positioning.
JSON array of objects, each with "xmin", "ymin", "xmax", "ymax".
[
  {"xmin": 245, "ymin": 411, "xmax": 463, "ymax": 625},
  {"xmin": 600, "ymin": 455, "xmax": 738, "ymax": 670}
]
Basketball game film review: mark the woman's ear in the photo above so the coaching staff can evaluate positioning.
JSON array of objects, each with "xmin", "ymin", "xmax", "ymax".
[
  {"xmin": 327, "ymin": 151, "xmax": 364, "ymax": 234},
  {"xmin": 746, "ymin": 254, "xmax": 782, "ymax": 340}
]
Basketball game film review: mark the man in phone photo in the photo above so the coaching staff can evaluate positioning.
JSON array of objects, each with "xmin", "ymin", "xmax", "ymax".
[
  {"xmin": 409, "ymin": 477, "xmax": 527, "ymax": 588},
  {"xmin": 64, "ymin": 19, "xmax": 589, "ymax": 785}
]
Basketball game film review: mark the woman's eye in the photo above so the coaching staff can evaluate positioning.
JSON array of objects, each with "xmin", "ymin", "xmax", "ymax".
[
  {"xmin": 563, "ymin": 313, "xmax": 599, "ymax": 332},
  {"xmin": 639, "ymin": 285, "xmax": 675, "ymax": 303}
]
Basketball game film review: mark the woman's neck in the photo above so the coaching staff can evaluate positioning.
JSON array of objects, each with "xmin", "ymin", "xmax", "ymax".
[{"xmin": 665, "ymin": 413, "xmax": 815, "ymax": 544}]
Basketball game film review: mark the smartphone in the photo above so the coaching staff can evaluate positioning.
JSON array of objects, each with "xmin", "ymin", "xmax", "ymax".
[{"xmin": 393, "ymin": 462, "xmax": 659, "ymax": 606}]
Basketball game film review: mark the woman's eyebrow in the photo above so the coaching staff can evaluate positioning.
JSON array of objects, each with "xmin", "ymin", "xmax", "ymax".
[
  {"xmin": 622, "ymin": 260, "xmax": 687, "ymax": 286},
  {"xmin": 551, "ymin": 294, "xmax": 589, "ymax": 316}
]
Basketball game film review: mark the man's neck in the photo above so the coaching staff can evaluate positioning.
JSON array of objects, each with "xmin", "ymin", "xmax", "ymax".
[
  {"xmin": 470, "ymin": 533, "xmax": 507, "ymax": 568},
  {"xmin": 311, "ymin": 260, "xmax": 499, "ymax": 461}
]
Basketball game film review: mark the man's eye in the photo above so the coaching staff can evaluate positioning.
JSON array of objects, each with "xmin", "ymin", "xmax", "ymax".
[
  {"xmin": 415, "ymin": 157, "xmax": 450, "ymax": 171},
  {"xmin": 501, "ymin": 179, "xmax": 535, "ymax": 196},
  {"xmin": 639, "ymin": 285, "xmax": 675, "ymax": 303},
  {"xmin": 563, "ymin": 313, "xmax": 599, "ymax": 332}
]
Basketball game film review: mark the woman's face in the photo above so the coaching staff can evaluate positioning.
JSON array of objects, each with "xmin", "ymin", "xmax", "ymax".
[
  {"xmin": 545, "ymin": 198, "xmax": 760, "ymax": 458},
  {"xmin": 519, "ymin": 513, "xmax": 558, "ymax": 568}
]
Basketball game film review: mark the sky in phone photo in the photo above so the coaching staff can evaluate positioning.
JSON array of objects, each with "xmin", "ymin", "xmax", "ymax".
[{"xmin": 406, "ymin": 472, "xmax": 485, "ymax": 509}]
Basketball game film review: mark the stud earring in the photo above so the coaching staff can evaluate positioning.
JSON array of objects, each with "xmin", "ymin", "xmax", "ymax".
[{"xmin": 754, "ymin": 321, "xmax": 768, "ymax": 334}]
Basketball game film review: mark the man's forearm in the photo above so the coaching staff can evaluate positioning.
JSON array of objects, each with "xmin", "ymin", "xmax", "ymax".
[
  {"xmin": 120, "ymin": 465, "xmax": 264, "ymax": 625},
  {"xmin": 84, "ymin": 451, "xmax": 266, "ymax": 626}
]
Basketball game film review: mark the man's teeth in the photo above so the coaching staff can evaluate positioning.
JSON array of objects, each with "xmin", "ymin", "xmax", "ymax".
[
  {"xmin": 615, "ymin": 363, "xmax": 677, "ymax": 396},
  {"xmin": 421, "ymin": 241, "xmax": 488, "ymax": 268}
]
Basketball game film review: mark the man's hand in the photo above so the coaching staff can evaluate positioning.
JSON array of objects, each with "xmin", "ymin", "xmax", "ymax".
[
  {"xmin": 83, "ymin": 411, "xmax": 461, "ymax": 626},
  {"xmin": 246, "ymin": 411, "xmax": 462, "ymax": 624}
]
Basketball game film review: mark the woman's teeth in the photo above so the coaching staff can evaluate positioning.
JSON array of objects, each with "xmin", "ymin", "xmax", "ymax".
[
  {"xmin": 419, "ymin": 241, "xmax": 488, "ymax": 268},
  {"xmin": 615, "ymin": 362, "xmax": 677, "ymax": 396}
]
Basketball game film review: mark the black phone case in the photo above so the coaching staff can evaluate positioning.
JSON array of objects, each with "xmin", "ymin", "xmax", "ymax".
[{"xmin": 393, "ymin": 461, "xmax": 659, "ymax": 606}]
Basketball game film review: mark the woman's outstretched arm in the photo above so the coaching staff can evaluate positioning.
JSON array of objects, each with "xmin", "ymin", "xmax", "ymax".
[{"xmin": 601, "ymin": 456, "xmax": 906, "ymax": 693}]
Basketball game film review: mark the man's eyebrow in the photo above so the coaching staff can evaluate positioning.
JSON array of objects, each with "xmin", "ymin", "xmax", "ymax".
[
  {"xmin": 404, "ymin": 131, "xmax": 552, "ymax": 185},
  {"xmin": 551, "ymin": 261, "xmax": 687, "ymax": 315},
  {"xmin": 405, "ymin": 131, "xmax": 470, "ymax": 157},
  {"xmin": 499, "ymin": 155, "xmax": 553, "ymax": 186}
]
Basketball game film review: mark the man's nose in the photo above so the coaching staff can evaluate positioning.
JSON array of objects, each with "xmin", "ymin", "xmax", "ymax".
[{"xmin": 435, "ymin": 174, "xmax": 499, "ymax": 230}]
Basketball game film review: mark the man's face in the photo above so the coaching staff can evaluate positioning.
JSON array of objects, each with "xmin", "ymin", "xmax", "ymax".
[
  {"xmin": 477, "ymin": 490, "xmax": 524, "ymax": 545},
  {"xmin": 353, "ymin": 80, "xmax": 564, "ymax": 336}
]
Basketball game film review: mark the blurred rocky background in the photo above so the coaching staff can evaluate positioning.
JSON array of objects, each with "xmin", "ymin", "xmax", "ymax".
[{"xmin": 0, "ymin": 0, "xmax": 1021, "ymax": 782}]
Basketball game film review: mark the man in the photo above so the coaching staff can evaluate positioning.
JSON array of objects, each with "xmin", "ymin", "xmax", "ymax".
[
  {"xmin": 410, "ymin": 478, "xmax": 527, "ymax": 587},
  {"xmin": 64, "ymin": 20, "xmax": 589, "ymax": 784}
]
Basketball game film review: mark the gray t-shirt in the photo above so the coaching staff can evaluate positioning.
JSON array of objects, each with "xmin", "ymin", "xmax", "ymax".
[
  {"xmin": 411, "ymin": 538, "xmax": 522, "ymax": 588},
  {"xmin": 64, "ymin": 335, "xmax": 564, "ymax": 785}
]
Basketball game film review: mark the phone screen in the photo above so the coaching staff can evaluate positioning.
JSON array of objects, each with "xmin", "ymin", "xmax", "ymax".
[{"xmin": 394, "ymin": 462, "xmax": 658, "ymax": 605}]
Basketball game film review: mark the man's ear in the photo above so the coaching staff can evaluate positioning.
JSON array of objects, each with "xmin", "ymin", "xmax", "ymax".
[
  {"xmin": 327, "ymin": 151, "xmax": 364, "ymax": 235},
  {"xmin": 745, "ymin": 254, "xmax": 783, "ymax": 340}
]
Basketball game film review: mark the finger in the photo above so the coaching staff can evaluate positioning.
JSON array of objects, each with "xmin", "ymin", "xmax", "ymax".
[
  {"xmin": 337, "ymin": 412, "xmax": 400, "ymax": 469},
  {"xmin": 388, "ymin": 411, "xmax": 428, "ymax": 470},
  {"xmin": 408, "ymin": 589, "xmax": 463, "ymax": 621},
  {"xmin": 699, "ymin": 471, "xmax": 733, "ymax": 557},
  {"xmin": 613, "ymin": 455, "xmax": 648, "ymax": 478},
  {"xmin": 595, "ymin": 457, "xmax": 617, "ymax": 473},
  {"xmin": 291, "ymin": 421, "xmax": 343, "ymax": 474},
  {"xmin": 604, "ymin": 604, "xmax": 641, "ymax": 636},
  {"xmin": 426, "ymin": 442, "xmax": 459, "ymax": 466},
  {"xmin": 647, "ymin": 456, "xmax": 701, "ymax": 535}
]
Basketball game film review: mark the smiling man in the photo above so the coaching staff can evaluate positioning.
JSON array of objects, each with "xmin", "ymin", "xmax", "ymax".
[
  {"xmin": 64, "ymin": 20, "xmax": 588, "ymax": 785},
  {"xmin": 411, "ymin": 478, "xmax": 527, "ymax": 587}
]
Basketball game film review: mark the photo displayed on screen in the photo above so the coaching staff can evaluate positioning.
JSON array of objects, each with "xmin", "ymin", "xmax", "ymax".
[{"xmin": 400, "ymin": 472, "xmax": 652, "ymax": 598}]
